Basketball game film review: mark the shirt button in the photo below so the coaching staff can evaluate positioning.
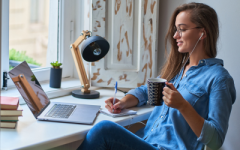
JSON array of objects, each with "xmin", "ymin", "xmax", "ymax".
[
  {"xmin": 201, "ymin": 61, "xmax": 203, "ymax": 63},
  {"xmin": 161, "ymin": 116, "xmax": 163, "ymax": 118},
  {"xmin": 184, "ymin": 74, "xmax": 187, "ymax": 77},
  {"xmin": 151, "ymin": 129, "xmax": 153, "ymax": 131}
]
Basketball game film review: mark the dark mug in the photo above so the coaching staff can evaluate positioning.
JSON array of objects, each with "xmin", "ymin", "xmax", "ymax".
[{"xmin": 147, "ymin": 78, "xmax": 167, "ymax": 106}]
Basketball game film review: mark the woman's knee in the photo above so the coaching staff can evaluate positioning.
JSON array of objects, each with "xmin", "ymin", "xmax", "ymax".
[{"xmin": 88, "ymin": 120, "xmax": 119, "ymax": 136}]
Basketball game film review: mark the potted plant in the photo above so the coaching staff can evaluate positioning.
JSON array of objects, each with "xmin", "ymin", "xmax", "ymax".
[{"xmin": 50, "ymin": 61, "xmax": 62, "ymax": 88}]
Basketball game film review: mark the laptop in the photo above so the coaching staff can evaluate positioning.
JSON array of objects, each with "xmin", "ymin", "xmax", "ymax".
[{"xmin": 8, "ymin": 61, "xmax": 100, "ymax": 124}]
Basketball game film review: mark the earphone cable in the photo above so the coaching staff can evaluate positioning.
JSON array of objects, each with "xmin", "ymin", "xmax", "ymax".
[{"xmin": 173, "ymin": 33, "xmax": 203, "ymax": 86}]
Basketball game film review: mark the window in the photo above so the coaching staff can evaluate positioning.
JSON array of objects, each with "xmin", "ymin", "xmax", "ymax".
[
  {"xmin": 9, "ymin": 0, "xmax": 51, "ymax": 69},
  {"xmin": 30, "ymin": 0, "xmax": 41, "ymax": 23},
  {"xmin": 0, "ymin": 0, "xmax": 87, "ymax": 89}
]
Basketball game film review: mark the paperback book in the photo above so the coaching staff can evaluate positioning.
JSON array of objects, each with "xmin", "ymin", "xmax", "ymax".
[
  {"xmin": 1, "ymin": 116, "xmax": 19, "ymax": 122},
  {"xmin": 0, "ymin": 96, "xmax": 19, "ymax": 110},
  {"xmin": 0, "ymin": 121, "xmax": 17, "ymax": 129},
  {"xmin": 0, "ymin": 105, "xmax": 23, "ymax": 116}
]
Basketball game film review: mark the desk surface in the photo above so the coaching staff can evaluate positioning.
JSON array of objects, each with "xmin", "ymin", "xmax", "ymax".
[{"xmin": 1, "ymin": 88, "xmax": 154, "ymax": 150}]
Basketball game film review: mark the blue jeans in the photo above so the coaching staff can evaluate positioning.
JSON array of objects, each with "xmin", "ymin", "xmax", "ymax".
[{"xmin": 77, "ymin": 120, "xmax": 158, "ymax": 150}]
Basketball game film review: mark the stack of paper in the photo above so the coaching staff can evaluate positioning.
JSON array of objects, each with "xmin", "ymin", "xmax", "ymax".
[{"xmin": 0, "ymin": 96, "xmax": 23, "ymax": 129}]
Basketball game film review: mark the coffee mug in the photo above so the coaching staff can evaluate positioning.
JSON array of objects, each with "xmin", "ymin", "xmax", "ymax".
[{"xmin": 147, "ymin": 78, "xmax": 167, "ymax": 106}]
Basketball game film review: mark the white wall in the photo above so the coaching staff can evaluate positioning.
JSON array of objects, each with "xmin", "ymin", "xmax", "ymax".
[{"xmin": 157, "ymin": 0, "xmax": 240, "ymax": 150}]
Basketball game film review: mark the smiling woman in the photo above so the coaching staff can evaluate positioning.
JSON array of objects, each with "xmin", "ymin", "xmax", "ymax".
[
  {"xmin": 77, "ymin": 2, "xmax": 236, "ymax": 150},
  {"xmin": 161, "ymin": 3, "xmax": 219, "ymax": 81}
]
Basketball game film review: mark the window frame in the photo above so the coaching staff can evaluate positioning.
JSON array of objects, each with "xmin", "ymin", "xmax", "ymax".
[
  {"xmin": 0, "ymin": 0, "xmax": 2, "ymax": 89},
  {"xmin": 0, "ymin": 0, "xmax": 83, "ymax": 89},
  {"xmin": 0, "ymin": 0, "xmax": 9, "ymax": 88}
]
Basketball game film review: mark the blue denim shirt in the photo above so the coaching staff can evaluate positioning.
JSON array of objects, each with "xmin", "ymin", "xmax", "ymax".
[{"xmin": 127, "ymin": 58, "xmax": 236, "ymax": 150}]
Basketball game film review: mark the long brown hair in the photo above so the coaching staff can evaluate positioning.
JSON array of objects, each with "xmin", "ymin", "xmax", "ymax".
[{"xmin": 160, "ymin": 3, "xmax": 219, "ymax": 81}]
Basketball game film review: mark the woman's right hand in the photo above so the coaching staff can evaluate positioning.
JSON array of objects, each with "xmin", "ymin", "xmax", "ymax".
[{"xmin": 105, "ymin": 97, "xmax": 124, "ymax": 113}]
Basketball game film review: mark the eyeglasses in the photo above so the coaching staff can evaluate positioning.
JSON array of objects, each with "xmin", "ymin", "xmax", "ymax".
[{"xmin": 174, "ymin": 26, "xmax": 202, "ymax": 37}]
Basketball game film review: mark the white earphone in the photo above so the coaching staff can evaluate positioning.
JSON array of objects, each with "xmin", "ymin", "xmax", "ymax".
[
  {"xmin": 200, "ymin": 32, "xmax": 204, "ymax": 39},
  {"xmin": 174, "ymin": 31, "xmax": 204, "ymax": 86}
]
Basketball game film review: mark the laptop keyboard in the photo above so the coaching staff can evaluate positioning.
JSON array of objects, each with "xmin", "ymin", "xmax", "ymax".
[{"xmin": 45, "ymin": 104, "xmax": 76, "ymax": 118}]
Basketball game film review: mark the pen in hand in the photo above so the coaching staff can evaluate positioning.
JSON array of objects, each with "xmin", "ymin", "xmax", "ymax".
[{"xmin": 112, "ymin": 81, "xmax": 118, "ymax": 113}]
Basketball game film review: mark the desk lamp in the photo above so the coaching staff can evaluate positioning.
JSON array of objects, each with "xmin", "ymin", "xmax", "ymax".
[{"xmin": 70, "ymin": 30, "xmax": 109, "ymax": 99}]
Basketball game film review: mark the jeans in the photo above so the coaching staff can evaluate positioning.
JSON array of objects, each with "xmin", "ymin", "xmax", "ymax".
[{"xmin": 77, "ymin": 120, "xmax": 158, "ymax": 150}]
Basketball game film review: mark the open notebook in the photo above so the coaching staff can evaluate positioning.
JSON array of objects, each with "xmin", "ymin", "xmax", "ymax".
[{"xmin": 100, "ymin": 109, "xmax": 137, "ymax": 118}]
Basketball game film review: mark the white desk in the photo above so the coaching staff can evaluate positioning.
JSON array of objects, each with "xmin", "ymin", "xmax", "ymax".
[{"xmin": 1, "ymin": 88, "xmax": 154, "ymax": 150}]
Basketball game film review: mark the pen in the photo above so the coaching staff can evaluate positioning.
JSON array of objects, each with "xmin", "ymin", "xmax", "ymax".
[{"xmin": 112, "ymin": 81, "xmax": 118, "ymax": 113}]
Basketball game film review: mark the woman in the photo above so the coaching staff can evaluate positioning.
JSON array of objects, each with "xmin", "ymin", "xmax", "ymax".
[{"xmin": 78, "ymin": 2, "xmax": 236, "ymax": 150}]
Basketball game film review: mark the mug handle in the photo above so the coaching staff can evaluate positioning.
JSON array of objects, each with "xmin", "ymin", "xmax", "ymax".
[{"xmin": 165, "ymin": 82, "xmax": 171, "ymax": 89}]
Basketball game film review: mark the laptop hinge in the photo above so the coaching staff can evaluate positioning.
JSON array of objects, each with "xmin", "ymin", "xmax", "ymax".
[{"xmin": 37, "ymin": 101, "xmax": 51, "ymax": 118}]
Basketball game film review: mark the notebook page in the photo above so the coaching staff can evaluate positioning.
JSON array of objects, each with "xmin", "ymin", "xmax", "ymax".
[{"xmin": 100, "ymin": 109, "xmax": 137, "ymax": 118}]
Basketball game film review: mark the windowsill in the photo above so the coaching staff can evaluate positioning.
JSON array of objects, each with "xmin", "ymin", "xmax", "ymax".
[
  {"xmin": 1, "ymin": 77, "xmax": 92, "ymax": 105},
  {"xmin": 1, "ymin": 77, "xmax": 133, "ymax": 105}
]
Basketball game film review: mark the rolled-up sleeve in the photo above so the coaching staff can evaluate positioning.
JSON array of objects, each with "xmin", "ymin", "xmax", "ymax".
[
  {"xmin": 197, "ymin": 77, "xmax": 236, "ymax": 149},
  {"xmin": 126, "ymin": 84, "xmax": 148, "ymax": 107}
]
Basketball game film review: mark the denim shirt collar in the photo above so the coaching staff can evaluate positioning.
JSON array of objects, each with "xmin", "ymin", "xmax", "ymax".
[
  {"xmin": 186, "ymin": 58, "xmax": 223, "ymax": 67},
  {"xmin": 200, "ymin": 58, "xmax": 223, "ymax": 66}
]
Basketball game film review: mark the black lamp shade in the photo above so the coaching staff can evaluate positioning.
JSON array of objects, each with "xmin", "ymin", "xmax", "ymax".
[{"xmin": 81, "ymin": 36, "xmax": 110, "ymax": 62}]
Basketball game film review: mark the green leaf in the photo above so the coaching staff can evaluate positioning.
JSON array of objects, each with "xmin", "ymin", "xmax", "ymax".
[
  {"xmin": 50, "ymin": 60, "xmax": 62, "ymax": 68},
  {"xmin": 9, "ymin": 49, "xmax": 42, "ymax": 66}
]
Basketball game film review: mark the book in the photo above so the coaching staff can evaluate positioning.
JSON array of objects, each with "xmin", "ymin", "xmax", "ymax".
[
  {"xmin": 0, "ymin": 105, "xmax": 23, "ymax": 116},
  {"xmin": 0, "ymin": 121, "xmax": 17, "ymax": 129},
  {"xmin": 100, "ymin": 109, "xmax": 137, "ymax": 118},
  {"xmin": 1, "ymin": 116, "xmax": 19, "ymax": 122},
  {"xmin": 0, "ymin": 96, "xmax": 19, "ymax": 110}
]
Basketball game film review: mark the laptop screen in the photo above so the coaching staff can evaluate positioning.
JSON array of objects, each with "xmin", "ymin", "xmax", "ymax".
[{"xmin": 8, "ymin": 61, "xmax": 50, "ymax": 118}]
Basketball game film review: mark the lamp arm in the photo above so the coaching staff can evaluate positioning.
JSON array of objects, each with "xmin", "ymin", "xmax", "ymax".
[{"xmin": 70, "ymin": 30, "xmax": 91, "ymax": 93}]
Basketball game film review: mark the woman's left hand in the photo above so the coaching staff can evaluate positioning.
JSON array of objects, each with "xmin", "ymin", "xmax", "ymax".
[{"xmin": 162, "ymin": 82, "xmax": 187, "ymax": 111}]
